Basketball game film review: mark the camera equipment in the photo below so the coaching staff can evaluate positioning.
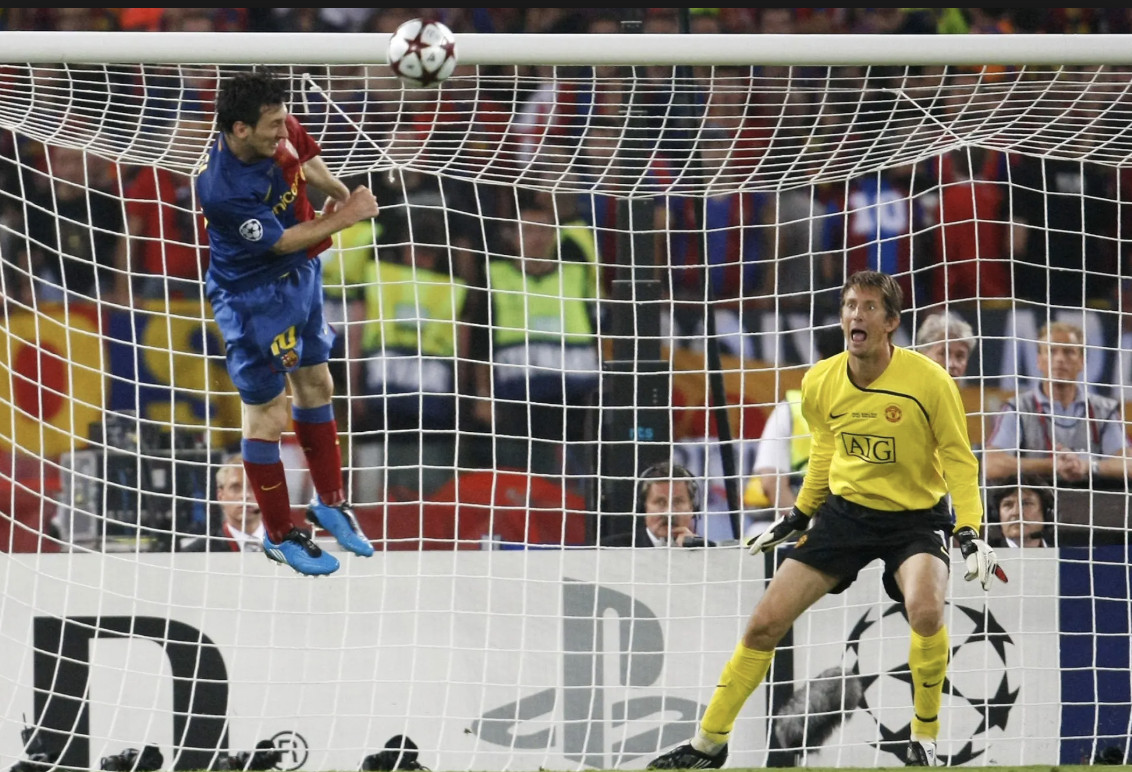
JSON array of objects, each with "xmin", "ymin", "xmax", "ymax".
[
  {"xmin": 99, "ymin": 745, "xmax": 163, "ymax": 772},
  {"xmin": 218, "ymin": 740, "xmax": 282, "ymax": 771},
  {"xmin": 8, "ymin": 721, "xmax": 56, "ymax": 772},
  {"xmin": 362, "ymin": 735, "xmax": 429, "ymax": 772}
]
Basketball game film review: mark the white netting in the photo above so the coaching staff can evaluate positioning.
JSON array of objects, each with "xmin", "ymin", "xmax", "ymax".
[
  {"xmin": 4, "ymin": 61, "xmax": 1132, "ymax": 190},
  {"xmin": 1, "ymin": 33, "xmax": 1129, "ymax": 771}
]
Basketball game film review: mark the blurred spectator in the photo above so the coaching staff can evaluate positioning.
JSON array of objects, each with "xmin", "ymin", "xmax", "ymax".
[
  {"xmin": 759, "ymin": 7, "xmax": 796, "ymax": 34},
  {"xmin": 352, "ymin": 215, "xmax": 469, "ymax": 502},
  {"xmin": 846, "ymin": 7, "xmax": 909, "ymax": 33},
  {"xmin": 180, "ymin": 453, "xmax": 265, "ymax": 552},
  {"xmin": 967, "ymin": 7, "xmax": 1016, "ymax": 34},
  {"xmin": 983, "ymin": 321, "xmax": 1131, "ymax": 487},
  {"xmin": 838, "ymin": 162, "xmax": 930, "ymax": 308},
  {"xmin": 116, "ymin": 8, "xmax": 165, "ymax": 31},
  {"xmin": 915, "ymin": 310, "xmax": 975, "ymax": 379},
  {"xmin": 935, "ymin": 8, "xmax": 972, "ymax": 34},
  {"xmin": 688, "ymin": 9, "xmax": 723, "ymax": 34},
  {"xmin": 321, "ymin": 174, "xmax": 384, "ymax": 331},
  {"xmin": 1009, "ymin": 152, "xmax": 1117, "ymax": 308},
  {"xmin": 743, "ymin": 327, "xmax": 843, "ymax": 530},
  {"xmin": 318, "ymin": 8, "xmax": 376, "ymax": 32},
  {"xmin": 20, "ymin": 145, "xmax": 124, "ymax": 303},
  {"xmin": 923, "ymin": 147, "xmax": 1011, "ymax": 306},
  {"xmin": 471, "ymin": 198, "xmax": 599, "ymax": 481},
  {"xmin": 256, "ymin": 8, "xmax": 371, "ymax": 33},
  {"xmin": 113, "ymin": 128, "xmax": 212, "ymax": 303},
  {"xmin": 985, "ymin": 475, "xmax": 1055, "ymax": 548},
  {"xmin": 54, "ymin": 7, "xmax": 118, "ymax": 30},
  {"xmin": 667, "ymin": 113, "xmax": 770, "ymax": 357},
  {"xmin": 600, "ymin": 461, "xmax": 713, "ymax": 547},
  {"xmin": 317, "ymin": 211, "xmax": 380, "ymax": 493},
  {"xmin": 762, "ymin": 175, "xmax": 841, "ymax": 314},
  {"xmin": 575, "ymin": 116, "xmax": 673, "ymax": 299},
  {"xmin": 671, "ymin": 404, "xmax": 764, "ymax": 544}
]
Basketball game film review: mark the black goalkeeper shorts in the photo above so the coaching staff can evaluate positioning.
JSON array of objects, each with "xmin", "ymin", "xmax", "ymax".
[{"xmin": 786, "ymin": 494, "xmax": 953, "ymax": 603}]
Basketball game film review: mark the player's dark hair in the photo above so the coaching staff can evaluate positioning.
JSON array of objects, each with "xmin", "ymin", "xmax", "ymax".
[
  {"xmin": 841, "ymin": 270, "xmax": 903, "ymax": 323},
  {"xmin": 216, "ymin": 71, "xmax": 288, "ymax": 134},
  {"xmin": 636, "ymin": 462, "xmax": 699, "ymax": 514}
]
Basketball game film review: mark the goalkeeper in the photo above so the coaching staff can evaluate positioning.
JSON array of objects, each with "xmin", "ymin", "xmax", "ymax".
[
  {"xmin": 648, "ymin": 270, "xmax": 1005, "ymax": 770},
  {"xmin": 196, "ymin": 71, "xmax": 379, "ymax": 576}
]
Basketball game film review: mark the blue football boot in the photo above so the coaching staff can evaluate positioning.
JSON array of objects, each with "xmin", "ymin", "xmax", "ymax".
[
  {"xmin": 263, "ymin": 527, "xmax": 340, "ymax": 576},
  {"xmin": 306, "ymin": 498, "xmax": 375, "ymax": 557}
]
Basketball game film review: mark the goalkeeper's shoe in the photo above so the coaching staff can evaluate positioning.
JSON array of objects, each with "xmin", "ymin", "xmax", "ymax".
[
  {"xmin": 263, "ymin": 528, "xmax": 340, "ymax": 576},
  {"xmin": 647, "ymin": 743, "xmax": 727, "ymax": 770},
  {"xmin": 306, "ymin": 498, "xmax": 375, "ymax": 557},
  {"xmin": 905, "ymin": 738, "xmax": 937, "ymax": 767}
]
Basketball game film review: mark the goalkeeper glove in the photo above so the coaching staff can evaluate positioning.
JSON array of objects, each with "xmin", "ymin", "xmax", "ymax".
[
  {"xmin": 748, "ymin": 507, "xmax": 810, "ymax": 555},
  {"xmin": 954, "ymin": 526, "xmax": 1008, "ymax": 590}
]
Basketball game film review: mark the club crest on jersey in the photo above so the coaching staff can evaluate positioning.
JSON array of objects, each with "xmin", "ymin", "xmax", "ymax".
[
  {"xmin": 280, "ymin": 350, "xmax": 299, "ymax": 370},
  {"xmin": 239, "ymin": 218, "xmax": 264, "ymax": 241},
  {"xmin": 885, "ymin": 404, "xmax": 902, "ymax": 423},
  {"xmin": 841, "ymin": 433, "xmax": 895, "ymax": 464}
]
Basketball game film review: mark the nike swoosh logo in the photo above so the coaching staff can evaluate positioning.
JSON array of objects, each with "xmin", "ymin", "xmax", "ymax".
[
  {"xmin": 922, "ymin": 679, "xmax": 943, "ymax": 688},
  {"xmin": 829, "ymin": 411, "xmax": 847, "ymax": 419},
  {"xmin": 261, "ymin": 482, "xmax": 283, "ymax": 491}
]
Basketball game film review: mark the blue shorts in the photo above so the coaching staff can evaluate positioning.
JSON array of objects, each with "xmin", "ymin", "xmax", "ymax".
[{"xmin": 208, "ymin": 258, "xmax": 335, "ymax": 404}]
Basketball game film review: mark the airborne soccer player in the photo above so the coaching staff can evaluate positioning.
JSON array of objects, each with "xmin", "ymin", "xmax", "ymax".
[
  {"xmin": 647, "ymin": 270, "xmax": 1006, "ymax": 769},
  {"xmin": 196, "ymin": 71, "xmax": 379, "ymax": 576}
]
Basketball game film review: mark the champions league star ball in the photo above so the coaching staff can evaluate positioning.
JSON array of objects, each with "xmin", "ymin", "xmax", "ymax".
[{"xmin": 387, "ymin": 18, "xmax": 457, "ymax": 88}]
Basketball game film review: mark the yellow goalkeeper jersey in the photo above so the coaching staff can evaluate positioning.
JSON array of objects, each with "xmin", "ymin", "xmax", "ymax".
[{"xmin": 794, "ymin": 346, "xmax": 982, "ymax": 533}]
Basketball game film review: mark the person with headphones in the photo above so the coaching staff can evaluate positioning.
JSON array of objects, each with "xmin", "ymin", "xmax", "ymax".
[
  {"xmin": 987, "ymin": 475, "xmax": 1055, "ymax": 548},
  {"xmin": 600, "ymin": 462, "xmax": 714, "ymax": 547}
]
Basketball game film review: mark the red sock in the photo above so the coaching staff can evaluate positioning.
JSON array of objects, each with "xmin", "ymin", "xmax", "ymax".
[
  {"xmin": 293, "ymin": 418, "xmax": 345, "ymax": 506},
  {"xmin": 242, "ymin": 459, "xmax": 294, "ymax": 542}
]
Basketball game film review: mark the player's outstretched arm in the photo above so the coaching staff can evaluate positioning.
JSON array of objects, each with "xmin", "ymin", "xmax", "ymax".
[{"xmin": 954, "ymin": 526, "xmax": 1008, "ymax": 589}]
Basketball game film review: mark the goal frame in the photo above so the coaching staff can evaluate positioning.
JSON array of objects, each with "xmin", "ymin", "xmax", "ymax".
[
  {"xmin": 2, "ymin": 30, "xmax": 1130, "ymax": 772},
  {"xmin": 0, "ymin": 31, "xmax": 1129, "ymax": 66}
]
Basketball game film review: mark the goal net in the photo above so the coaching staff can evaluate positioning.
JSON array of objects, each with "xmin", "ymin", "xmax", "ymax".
[{"xmin": 0, "ymin": 31, "xmax": 1128, "ymax": 770}]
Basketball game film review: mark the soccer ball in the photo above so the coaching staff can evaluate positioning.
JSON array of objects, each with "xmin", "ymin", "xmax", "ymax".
[{"xmin": 386, "ymin": 18, "xmax": 457, "ymax": 88}]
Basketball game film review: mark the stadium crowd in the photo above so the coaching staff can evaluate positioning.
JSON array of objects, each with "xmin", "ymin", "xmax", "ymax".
[
  {"xmin": 2, "ymin": 7, "xmax": 1131, "ymax": 36},
  {"xmin": 0, "ymin": 7, "xmax": 1130, "ymax": 551}
]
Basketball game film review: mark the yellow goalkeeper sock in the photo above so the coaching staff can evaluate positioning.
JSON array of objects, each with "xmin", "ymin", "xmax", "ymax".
[
  {"xmin": 698, "ymin": 642, "xmax": 774, "ymax": 744},
  {"xmin": 908, "ymin": 626, "xmax": 948, "ymax": 741}
]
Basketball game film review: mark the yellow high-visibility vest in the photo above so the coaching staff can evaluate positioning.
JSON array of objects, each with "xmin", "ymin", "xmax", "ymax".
[{"xmin": 362, "ymin": 260, "xmax": 466, "ymax": 355}]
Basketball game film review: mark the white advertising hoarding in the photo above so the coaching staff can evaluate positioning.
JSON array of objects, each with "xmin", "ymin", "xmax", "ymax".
[{"xmin": 0, "ymin": 549, "xmax": 1060, "ymax": 770}]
